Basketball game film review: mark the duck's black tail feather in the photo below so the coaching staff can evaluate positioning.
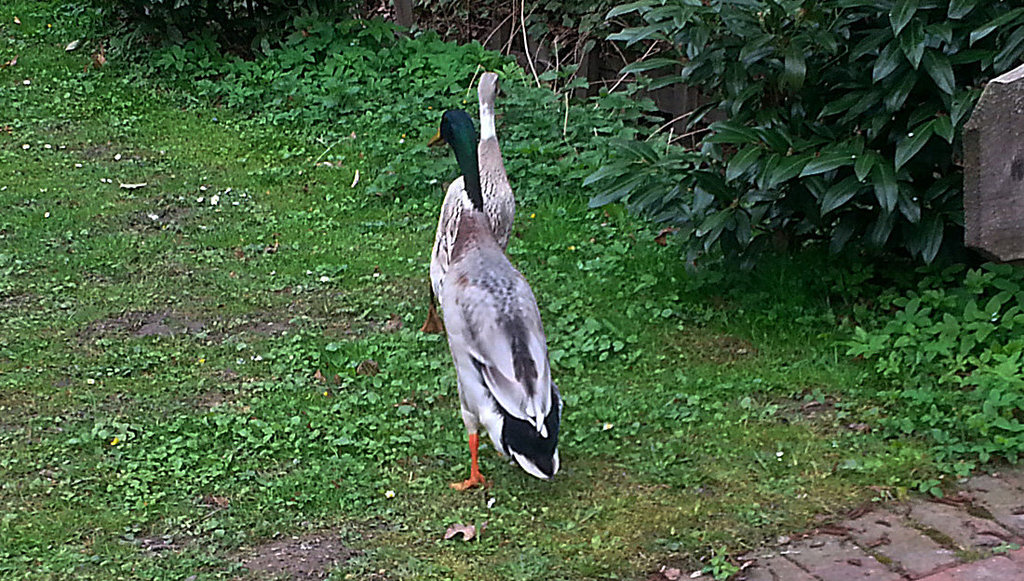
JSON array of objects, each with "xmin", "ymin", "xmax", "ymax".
[{"xmin": 502, "ymin": 383, "xmax": 562, "ymax": 480}]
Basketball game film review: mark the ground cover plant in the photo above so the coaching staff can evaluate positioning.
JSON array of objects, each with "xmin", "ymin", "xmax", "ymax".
[{"xmin": 0, "ymin": 2, "xmax": 993, "ymax": 580}]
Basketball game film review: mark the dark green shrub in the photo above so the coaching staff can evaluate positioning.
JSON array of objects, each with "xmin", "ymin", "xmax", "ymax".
[
  {"xmin": 96, "ymin": 0, "xmax": 360, "ymax": 51},
  {"xmin": 589, "ymin": 0, "xmax": 1024, "ymax": 265}
]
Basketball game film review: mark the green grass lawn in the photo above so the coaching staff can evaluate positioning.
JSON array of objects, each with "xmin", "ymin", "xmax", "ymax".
[{"xmin": 1, "ymin": 3, "xmax": 937, "ymax": 580}]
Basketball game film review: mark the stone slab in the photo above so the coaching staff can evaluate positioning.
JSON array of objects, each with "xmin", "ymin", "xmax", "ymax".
[
  {"xmin": 995, "ymin": 468, "xmax": 1024, "ymax": 490},
  {"xmin": 785, "ymin": 536, "xmax": 901, "ymax": 581},
  {"xmin": 916, "ymin": 555, "xmax": 1024, "ymax": 581},
  {"xmin": 739, "ymin": 552, "xmax": 815, "ymax": 581},
  {"xmin": 845, "ymin": 510, "xmax": 958, "ymax": 579},
  {"xmin": 907, "ymin": 499, "xmax": 1016, "ymax": 551},
  {"xmin": 964, "ymin": 62, "xmax": 1024, "ymax": 262},
  {"xmin": 965, "ymin": 473, "xmax": 1024, "ymax": 536}
]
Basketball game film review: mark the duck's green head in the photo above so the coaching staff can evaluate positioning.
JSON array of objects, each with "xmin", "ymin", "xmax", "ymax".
[{"xmin": 429, "ymin": 109, "xmax": 483, "ymax": 211}]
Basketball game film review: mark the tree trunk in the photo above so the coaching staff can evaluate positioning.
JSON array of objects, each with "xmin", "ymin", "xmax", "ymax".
[{"xmin": 394, "ymin": 0, "xmax": 414, "ymax": 29}]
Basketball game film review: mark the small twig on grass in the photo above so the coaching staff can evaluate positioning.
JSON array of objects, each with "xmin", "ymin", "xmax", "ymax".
[{"xmin": 313, "ymin": 141, "xmax": 338, "ymax": 166}]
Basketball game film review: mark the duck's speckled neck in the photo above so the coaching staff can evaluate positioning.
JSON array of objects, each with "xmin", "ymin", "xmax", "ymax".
[{"xmin": 478, "ymin": 72, "xmax": 499, "ymax": 142}]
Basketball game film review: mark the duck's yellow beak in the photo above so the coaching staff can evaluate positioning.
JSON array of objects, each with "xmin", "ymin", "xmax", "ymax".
[{"xmin": 427, "ymin": 130, "xmax": 443, "ymax": 147}]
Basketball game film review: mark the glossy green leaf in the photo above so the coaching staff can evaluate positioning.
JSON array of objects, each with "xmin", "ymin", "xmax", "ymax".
[
  {"xmin": 871, "ymin": 161, "xmax": 898, "ymax": 212},
  {"xmin": 767, "ymin": 155, "xmax": 810, "ymax": 189},
  {"xmin": 884, "ymin": 72, "xmax": 917, "ymax": 111},
  {"xmin": 948, "ymin": 0, "xmax": 976, "ymax": 19},
  {"xmin": 756, "ymin": 154, "xmax": 781, "ymax": 190},
  {"xmin": 851, "ymin": 28, "xmax": 892, "ymax": 61},
  {"xmin": 951, "ymin": 89, "xmax": 981, "ymax": 126},
  {"xmin": 692, "ymin": 171, "xmax": 731, "ymax": 200},
  {"xmin": 739, "ymin": 37, "xmax": 774, "ymax": 65},
  {"xmin": 890, "ymin": 0, "xmax": 919, "ymax": 36},
  {"xmin": 866, "ymin": 210, "xmax": 896, "ymax": 247},
  {"xmin": 894, "ymin": 120, "xmax": 935, "ymax": 170},
  {"xmin": 921, "ymin": 215, "xmax": 944, "ymax": 263},
  {"xmin": 754, "ymin": 127, "xmax": 791, "ymax": 153},
  {"xmin": 608, "ymin": 24, "xmax": 667, "ymax": 46},
  {"xmin": 994, "ymin": 25, "xmax": 1024, "ymax": 72},
  {"xmin": 587, "ymin": 174, "xmax": 646, "ymax": 207},
  {"xmin": 921, "ymin": 50, "xmax": 955, "ymax": 95},
  {"xmin": 621, "ymin": 58, "xmax": 682, "ymax": 75},
  {"xmin": 873, "ymin": 41, "xmax": 903, "ymax": 81},
  {"xmin": 616, "ymin": 140, "xmax": 660, "ymax": 163},
  {"xmin": 854, "ymin": 151, "xmax": 879, "ymax": 182},
  {"xmin": 970, "ymin": 8, "xmax": 1024, "ymax": 46},
  {"xmin": 606, "ymin": 0, "xmax": 655, "ymax": 18},
  {"xmin": 820, "ymin": 91, "xmax": 863, "ymax": 118},
  {"xmin": 582, "ymin": 164, "xmax": 624, "ymax": 187},
  {"xmin": 820, "ymin": 176, "xmax": 864, "ymax": 215},
  {"xmin": 706, "ymin": 121, "xmax": 762, "ymax": 144},
  {"xmin": 800, "ymin": 151, "xmax": 857, "ymax": 177},
  {"xmin": 899, "ymin": 19, "xmax": 926, "ymax": 69},
  {"xmin": 898, "ymin": 184, "xmax": 922, "ymax": 223},
  {"xmin": 927, "ymin": 22, "xmax": 954, "ymax": 45},
  {"xmin": 830, "ymin": 214, "xmax": 859, "ymax": 254},
  {"xmin": 933, "ymin": 115, "xmax": 954, "ymax": 143},
  {"xmin": 782, "ymin": 45, "xmax": 806, "ymax": 90},
  {"xmin": 726, "ymin": 146, "xmax": 762, "ymax": 181}
]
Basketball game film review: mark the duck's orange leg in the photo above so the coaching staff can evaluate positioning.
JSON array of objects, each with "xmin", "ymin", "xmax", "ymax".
[
  {"xmin": 420, "ymin": 286, "xmax": 445, "ymax": 334},
  {"xmin": 450, "ymin": 433, "xmax": 487, "ymax": 490}
]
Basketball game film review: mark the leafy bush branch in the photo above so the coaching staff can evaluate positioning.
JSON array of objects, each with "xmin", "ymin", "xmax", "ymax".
[{"xmin": 590, "ymin": 0, "xmax": 1024, "ymax": 265}]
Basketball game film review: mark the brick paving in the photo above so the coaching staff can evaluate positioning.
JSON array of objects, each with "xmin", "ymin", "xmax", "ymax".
[{"xmin": 737, "ymin": 469, "xmax": 1024, "ymax": 581}]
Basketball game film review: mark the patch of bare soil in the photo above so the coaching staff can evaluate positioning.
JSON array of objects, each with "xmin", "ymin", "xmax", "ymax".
[
  {"xmin": 126, "ymin": 206, "xmax": 192, "ymax": 234},
  {"xmin": 79, "ymin": 309, "xmax": 208, "ymax": 340},
  {"xmin": 240, "ymin": 532, "xmax": 357, "ymax": 580},
  {"xmin": 673, "ymin": 330, "xmax": 758, "ymax": 364},
  {"xmin": 78, "ymin": 141, "xmax": 117, "ymax": 161},
  {"xmin": 193, "ymin": 379, "xmax": 251, "ymax": 410},
  {"xmin": 0, "ymin": 292, "xmax": 40, "ymax": 312},
  {"xmin": 235, "ymin": 319, "xmax": 294, "ymax": 336}
]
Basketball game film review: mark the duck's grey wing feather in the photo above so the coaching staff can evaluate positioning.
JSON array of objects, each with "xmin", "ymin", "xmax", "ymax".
[
  {"xmin": 430, "ymin": 176, "xmax": 467, "ymax": 298},
  {"xmin": 446, "ymin": 269, "xmax": 552, "ymax": 435}
]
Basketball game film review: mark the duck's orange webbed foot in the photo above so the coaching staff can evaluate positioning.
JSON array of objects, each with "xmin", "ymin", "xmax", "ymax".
[
  {"xmin": 449, "ymin": 472, "xmax": 487, "ymax": 491},
  {"xmin": 450, "ymin": 433, "xmax": 487, "ymax": 491}
]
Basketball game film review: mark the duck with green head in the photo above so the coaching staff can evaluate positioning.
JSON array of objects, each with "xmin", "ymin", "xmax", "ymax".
[
  {"xmin": 431, "ymin": 109, "xmax": 561, "ymax": 490},
  {"xmin": 421, "ymin": 72, "xmax": 515, "ymax": 333}
]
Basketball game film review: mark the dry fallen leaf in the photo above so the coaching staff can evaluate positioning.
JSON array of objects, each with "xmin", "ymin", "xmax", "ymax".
[
  {"xmin": 355, "ymin": 359, "xmax": 379, "ymax": 376},
  {"xmin": 202, "ymin": 495, "xmax": 230, "ymax": 508},
  {"xmin": 14, "ymin": 17, "xmax": 21, "ymax": 25},
  {"xmin": 313, "ymin": 369, "xmax": 327, "ymax": 384},
  {"xmin": 382, "ymin": 313, "xmax": 403, "ymax": 333},
  {"xmin": 654, "ymin": 227, "xmax": 679, "ymax": 247},
  {"xmin": 1, "ymin": 55, "xmax": 17, "ymax": 69},
  {"xmin": 443, "ymin": 523, "xmax": 475, "ymax": 541},
  {"xmin": 91, "ymin": 46, "xmax": 106, "ymax": 69}
]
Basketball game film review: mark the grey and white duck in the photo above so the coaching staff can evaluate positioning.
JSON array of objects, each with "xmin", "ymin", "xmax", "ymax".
[
  {"xmin": 431, "ymin": 109, "xmax": 561, "ymax": 490},
  {"xmin": 421, "ymin": 72, "xmax": 515, "ymax": 333}
]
